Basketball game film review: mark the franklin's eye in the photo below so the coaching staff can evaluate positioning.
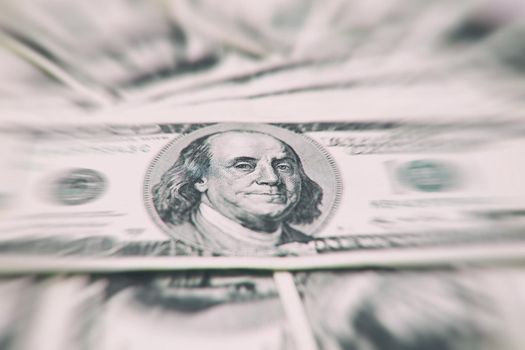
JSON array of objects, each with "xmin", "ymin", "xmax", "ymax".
[
  {"xmin": 233, "ymin": 162, "xmax": 254, "ymax": 170},
  {"xmin": 276, "ymin": 163, "xmax": 293, "ymax": 171}
]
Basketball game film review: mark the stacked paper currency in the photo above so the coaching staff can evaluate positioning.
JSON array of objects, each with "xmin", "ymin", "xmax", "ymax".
[{"xmin": 1, "ymin": 0, "xmax": 525, "ymax": 349}]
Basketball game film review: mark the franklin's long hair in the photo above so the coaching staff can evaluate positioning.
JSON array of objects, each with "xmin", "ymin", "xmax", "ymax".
[{"xmin": 152, "ymin": 131, "xmax": 323, "ymax": 226}]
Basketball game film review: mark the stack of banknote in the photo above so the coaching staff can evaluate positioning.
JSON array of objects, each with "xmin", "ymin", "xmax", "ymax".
[{"xmin": 0, "ymin": 0, "xmax": 525, "ymax": 349}]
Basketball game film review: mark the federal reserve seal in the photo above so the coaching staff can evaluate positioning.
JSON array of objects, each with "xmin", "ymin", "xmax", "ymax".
[
  {"xmin": 53, "ymin": 168, "xmax": 106, "ymax": 205},
  {"xmin": 398, "ymin": 160, "xmax": 457, "ymax": 192}
]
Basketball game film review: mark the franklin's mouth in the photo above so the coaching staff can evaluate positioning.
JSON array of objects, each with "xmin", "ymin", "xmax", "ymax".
[
  {"xmin": 245, "ymin": 192, "xmax": 285, "ymax": 197},
  {"xmin": 243, "ymin": 191, "xmax": 288, "ymax": 204}
]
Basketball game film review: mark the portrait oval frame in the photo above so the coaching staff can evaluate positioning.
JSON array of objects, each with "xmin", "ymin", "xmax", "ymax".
[{"xmin": 144, "ymin": 123, "xmax": 342, "ymax": 251}]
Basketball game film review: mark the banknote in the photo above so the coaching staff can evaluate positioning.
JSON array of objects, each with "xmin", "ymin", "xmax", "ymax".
[
  {"xmin": 2, "ymin": 0, "xmax": 514, "ymax": 107},
  {"xmin": 1, "ymin": 120, "xmax": 525, "ymax": 268},
  {"xmin": 0, "ymin": 0, "xmax": 224, "ymax": 107},
  {"xmin": 297, "ymin": 267, "xmax": 525, "ymax": 350},
  {"xmin": 0, "ymin": 44, "xmax": 83, "ymax": 109},
  {"xmin": 4, "ymin": 272, "xmax": 296, "ymax": 350},
  {"xmin": 0, "ymin": 277, "xmax": 36, "ymax": 348}
]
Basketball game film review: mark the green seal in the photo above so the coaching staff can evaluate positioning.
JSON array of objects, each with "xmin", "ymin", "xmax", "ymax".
[
  {"xmin": 54, "ymin": 169, "xmax": 106, "ymax": 205},
  {"xmin": 398, "ymin": 160, "xmax": 456, "ymax": 192}
]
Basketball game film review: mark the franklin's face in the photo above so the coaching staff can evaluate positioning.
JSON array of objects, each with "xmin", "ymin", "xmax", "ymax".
[{"xmin": 195, "ymin": 131, "xmax": 302, "ymax": 231}]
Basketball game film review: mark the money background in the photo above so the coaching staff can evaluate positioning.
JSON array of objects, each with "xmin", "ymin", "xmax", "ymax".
[
  {"xmin": 299, "ymin": 267, "xmax": 525, "ymax": 350},
  {"xmin": 1, "ymin": 0, "xmax": 525, "ymax": 349},
  {"xmin": 0, "ymin": 272, "xmax": 295, "ymax": 350},
  {"xmin": 0, "ymin": 0, "xmax": 524, "ymax": 112},
  {"xmin": 0, "ymin": 268, "xmax": 524, "ymax": 350}
]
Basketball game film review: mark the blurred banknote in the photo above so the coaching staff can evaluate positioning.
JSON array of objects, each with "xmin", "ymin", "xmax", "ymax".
[
  {"xmin": 1, "ymin": 119, "xmax": 524, "ymax": 268},
  {"xmin": 3, "ymin": 268, "xmax": 524, "ymax": 350},
  {"xmin": 3, "ymin": 0, "xmax": 523, "ymax": 107},
  {"xmin": 3, "ymin": 272, "xmax": 294, "ymax": 350},
  {"xmin": 0, "ymin": 0, "xmax": 220, "ymax": 105},
  {"xmin": 0, "ymin": 277, "xmax": 36, "ymax": 347},
  {"xmin": 0, "ymin": 45, "xmax": 84, "ymax": 109},
  {"xmin": 298, "ymin": 267, "xmax": 525, "ymax": 350}
]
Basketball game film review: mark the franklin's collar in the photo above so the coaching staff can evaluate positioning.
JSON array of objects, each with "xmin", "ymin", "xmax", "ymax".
[{"xmin": 193, "ymin": 202, "xmax": 282, "ymax": 252}]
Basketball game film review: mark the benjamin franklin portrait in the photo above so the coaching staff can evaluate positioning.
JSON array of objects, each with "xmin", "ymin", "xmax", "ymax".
[{"xmin": 148, "ymin": 123, "xmax": 338, "ymax": 256}]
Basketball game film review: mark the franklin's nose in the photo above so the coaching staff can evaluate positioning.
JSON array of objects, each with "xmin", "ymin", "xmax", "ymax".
[{"xmin": 255, "ymin": 163, "xmax": 280, "ymax": 185}]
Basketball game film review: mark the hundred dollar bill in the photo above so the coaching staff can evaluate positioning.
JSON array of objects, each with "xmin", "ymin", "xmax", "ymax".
[
  {"xmin": 2, "ymin": 0, "xmax": 505, "ymax": 107},
  {"xmin": 0, "ymin": 0, "xmax": 228, "ymax": 107},
  {"xmin": 297, "ymin": 268, "xmax": 525, "ymax": 350},
  {"xmin": 7, "ymin": 272, "xmax": 296, "ymax": 350},
  {"xmin": 0, "ymin": 45, "xmax": 82, "ymax": 109},
  {"xmin": 1, "ymin": 120, "xmax": 525, "ymax": 268}
]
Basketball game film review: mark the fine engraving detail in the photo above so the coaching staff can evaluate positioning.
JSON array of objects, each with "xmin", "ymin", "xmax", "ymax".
[{"xmin": 145, "ymin": 123, "xmax": 340, "ymax": 256}]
